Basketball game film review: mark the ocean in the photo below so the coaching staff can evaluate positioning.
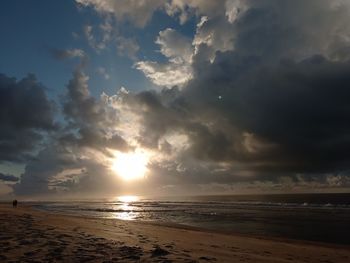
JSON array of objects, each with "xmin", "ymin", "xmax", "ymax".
[{"xmin": 33, "ymin": 193, "xmax": 350, "ymax": 245}]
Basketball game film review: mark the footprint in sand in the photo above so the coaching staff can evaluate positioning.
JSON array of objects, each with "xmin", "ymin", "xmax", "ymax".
[
  {"xmin": 19, "ymin": 239, "xmax": 34, "ymax": 245},
  {"xmin": 165, "ymin": 244, "xmax": 174, "ymax": 249},
  {"xmin": 24, "ymin": 251, "xmax": 37, "ymax": 257},
  {"xmin": 199, "ymin": 256, "xmax": 217, "ymax": 261},
  {"xmin": 151, "ymin": 246, "xmax": 170, "ymax": 258}
]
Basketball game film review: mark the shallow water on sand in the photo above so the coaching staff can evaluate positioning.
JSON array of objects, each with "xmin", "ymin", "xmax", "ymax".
[{"xmin": 33, "ymin": 193, "xmax": 350, "ymax": 245}]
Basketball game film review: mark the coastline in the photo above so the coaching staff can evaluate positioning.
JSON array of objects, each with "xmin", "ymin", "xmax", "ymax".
[{"xmin": 1, "ymin": 203, "xmax": 349, "ymax": 262}]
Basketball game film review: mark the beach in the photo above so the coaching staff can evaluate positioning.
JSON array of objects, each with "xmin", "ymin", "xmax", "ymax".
[{"xmin": 0, "ymin": 203, "xmax": 349, "ymax": 263}]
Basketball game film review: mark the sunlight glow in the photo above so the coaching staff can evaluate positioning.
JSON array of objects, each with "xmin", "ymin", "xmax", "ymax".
[
  {"xmin": 117, "ymin": 195, "xmax": 139, "ymax": 203},
  {"xmin": 112, "ymin": 150, "xmax": 149, "ymax": 181}
]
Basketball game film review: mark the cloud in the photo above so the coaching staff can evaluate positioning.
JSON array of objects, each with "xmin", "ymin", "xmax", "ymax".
[
  {"xmin": 185, "ymin": 54, "xmax": 350, "ymax": 174},
  {"xmin": 134, "ymin": 56, "xmax": 350, "ymax": 185},
  {"xmin": 13, "ymin": 63, "xmax": 131, "ymax": 196},
  {"xmin": 75, "ymin": 0, "xmax": 231, "ymax": 27},
  {"xmin": 76, "ymin": 0, "xmax": 164, "ymax": 28},
  {"xmin": 114, "ymin": 0, "xmax": 350, "ymax": 188},
  {"xmin": 213, "ymin": 0, "xmax": 350, "ymax": 62},
  {"xmin": 82, "ymin": 17, "xmax": 140, "ymax": 60},
  {"xmin": 0, "ymin": 73, "xmax": 55, "ymax": 163},
  {"xmin": 156, "ymin": 28, "xmax": 193, "ymax": 63},
  {"xmin": 96, "ymin": 67, "xmax": 110, "ymax": 80},
  {"xmin": 13, "ymin": 45, "xmax": 129, "ymax": 196},
  {"xmin": 13, "ymin": 146, "xmax": 77, "ymax": 195},
  {"xmin": 0, "ymin": 173, "xmax": 19, "ymax": 182},
  {"xmin": 51, "ymin": 48, "xmax": 86, "ymax": 60},
  {"xmin": 135, "ymin": 28, "xmax": 193, "ymax": 88},
  {"xmin": 116, "ymin": 36, "xmax": 140, "ymax": 60},
  {"xmin": 84, "ymin": 19, "xmax": 113, "ymax": 52},
  {"xmin": 61, "ymin": 67, "xmax": 129, "ymax": 152},
  {"xmin": 192, "ymin": 15, "xmax": 235, "ymax": 62},
  {"xmin": 63, "ymin": 69, "xmax": 112, "ymax": 126},
  {"xmin": 175, "ymin": 0, "xmax": 350, "ymax": 177},
  {"xmin": 135, "ymin": 61, "xmax": 192, "ymax": 88},
  {"xmin": 50, "ymin": 48, "xmax": 89, "ymax": 68},
  {"xmin": 60, "ymin": 127, "xmax": 129, "ymax": 154}
]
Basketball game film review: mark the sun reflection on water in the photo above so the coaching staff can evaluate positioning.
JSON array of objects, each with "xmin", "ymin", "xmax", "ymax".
[{"xmin": 113, "ymin": 195, "xmax": 139, "ymax": 220}]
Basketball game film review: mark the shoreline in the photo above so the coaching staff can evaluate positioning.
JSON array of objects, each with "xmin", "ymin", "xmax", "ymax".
[
  {"xmin": 1, "ymin": 203, "xmax": 350, "ymax": 262},
  {"xmin": 31, "ymin": 202, "xmax": 350, "ymax": 248}
]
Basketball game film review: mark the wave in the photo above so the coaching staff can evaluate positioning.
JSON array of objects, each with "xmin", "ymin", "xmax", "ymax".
[
  {"xmin": 81, "ymin": 208, "xmax": 186, "ymax": 213},
  {"xmin": 123, "ymin": 200, "xmax": 350, "ymax": 209}
]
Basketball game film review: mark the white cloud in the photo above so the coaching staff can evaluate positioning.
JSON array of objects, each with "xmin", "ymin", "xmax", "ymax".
[
  {"xmin": 156, "ymin": 28, "xmax": 193, "ymax": 63},
  {"xmin": 135, "ymin": 61, "xmax": 192, "ymax": 88},
  {"xmin": 136, "ymin": 28, "xmax": 194, "ymax": 88},
  {"xmin": 75, "ymin": 0, "xmax": 231, "ymax": 27},
  {"xmin": 76, "ymin": 0, "xmax": 239, "ymax": 64},
  {"xmin": 192, "ymin": 15, "xmax": 235, "ymax": 62}
]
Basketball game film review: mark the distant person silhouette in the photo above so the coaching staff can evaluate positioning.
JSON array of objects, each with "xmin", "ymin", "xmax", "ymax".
[{"xmin": 12, "ymin": 199, "xmax": 17, "ymax": 208}]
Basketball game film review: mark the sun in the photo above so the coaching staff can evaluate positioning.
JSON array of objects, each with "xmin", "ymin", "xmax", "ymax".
[{"xmin": 112, "ymin": 150, "xmax": 149, "ymax": 181}]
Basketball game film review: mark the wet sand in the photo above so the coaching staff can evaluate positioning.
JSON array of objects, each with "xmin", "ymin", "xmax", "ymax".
[{"xmin": 0, "ymin": 203, "xmax": 349, "ymax": 262}]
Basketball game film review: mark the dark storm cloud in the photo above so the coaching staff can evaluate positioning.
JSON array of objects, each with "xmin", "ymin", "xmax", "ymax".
[
  {"xmin": 184, "ymin": 53, "xmax": 350, "ymax": 174},
  {"xmin": 0, "ymin": 73, "xmax": 55, "ymax": 162},
  {"xmin": 230, "ymin": 0, "xmax": 350, "ymax": 60},
  {"xmin": 0, "ymin": 173, "xmax": 19, "ymax": 182}
]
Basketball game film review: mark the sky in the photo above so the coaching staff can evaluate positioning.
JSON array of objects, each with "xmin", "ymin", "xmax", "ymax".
[{"xmin": 1, "ymin": 0, "xmax": 350, "ymax": 198}]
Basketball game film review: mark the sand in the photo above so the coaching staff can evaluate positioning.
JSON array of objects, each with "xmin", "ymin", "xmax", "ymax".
[{"xmin": 0, "ymin": 204, "xmax": 349, "ymax": 263}]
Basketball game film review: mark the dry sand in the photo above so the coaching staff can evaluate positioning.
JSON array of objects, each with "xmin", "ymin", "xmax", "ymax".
[{"xmin": 0, "ymin": 203, "xmax": 349, "ymax": 263}]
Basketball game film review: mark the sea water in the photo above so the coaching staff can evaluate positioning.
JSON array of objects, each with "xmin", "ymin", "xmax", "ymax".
[{"xmin": 33, "ymin": 193, "xmax": 350, "ymax": 245}]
